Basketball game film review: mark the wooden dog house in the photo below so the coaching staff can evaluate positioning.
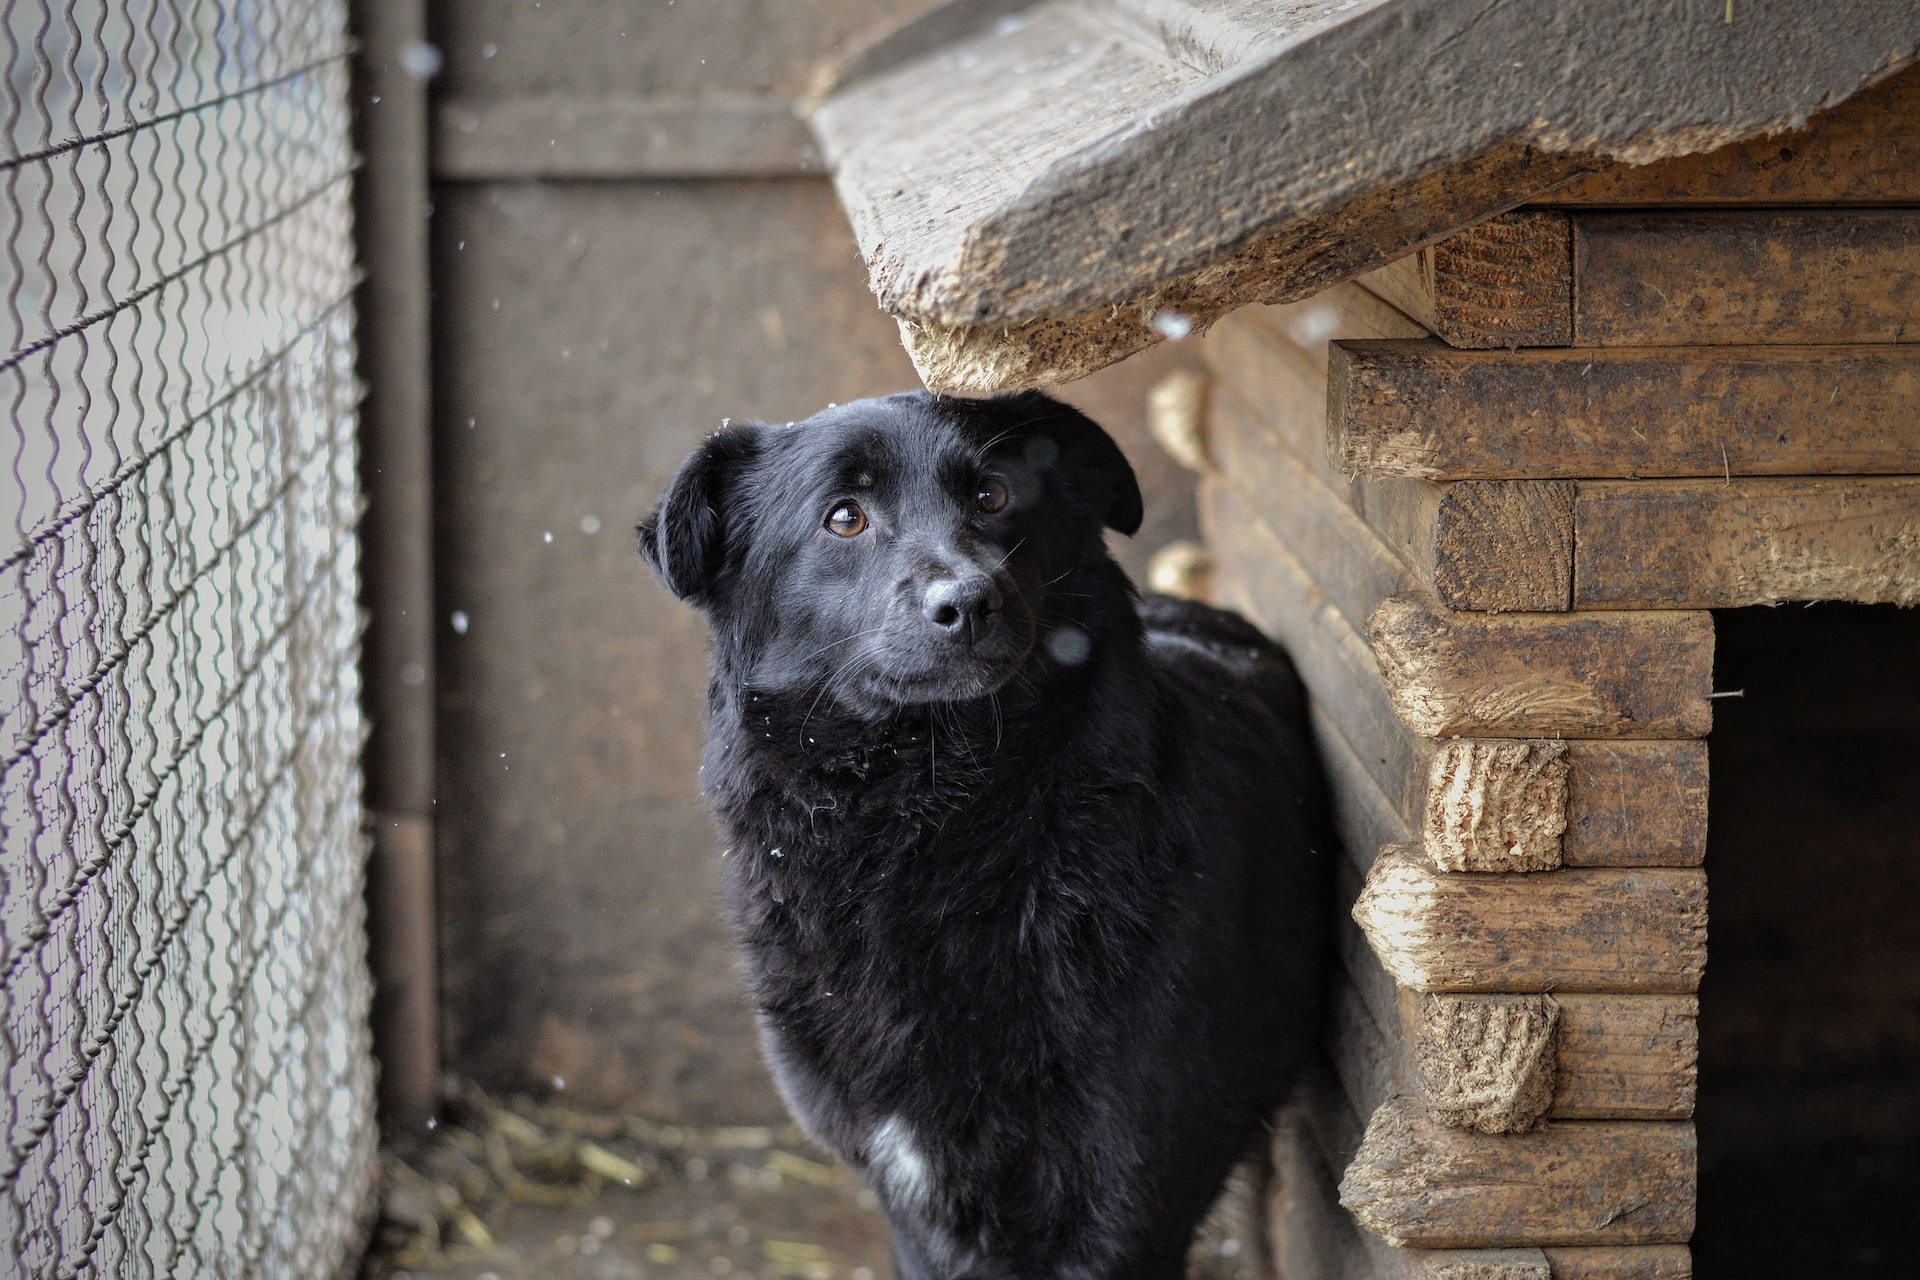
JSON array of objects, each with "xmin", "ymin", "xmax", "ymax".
[{"xmin": 812, "ymin": 5, "xmax": 1920, "ymax": 1276}]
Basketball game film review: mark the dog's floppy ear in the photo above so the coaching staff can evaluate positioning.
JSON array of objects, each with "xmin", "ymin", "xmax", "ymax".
[
  {"xmin": 638, "ymin": 422, "xmax": 763, "ymax": 602},
  {"xmin": 1003, "ymin": 392, "xmax": 1144, "ymax": 536}
]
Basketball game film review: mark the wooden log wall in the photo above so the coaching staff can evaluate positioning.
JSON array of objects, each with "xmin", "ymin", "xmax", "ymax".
[{"xmin": 1173, "ymin": 86, "xmax": 1920, "ymax": 1277}]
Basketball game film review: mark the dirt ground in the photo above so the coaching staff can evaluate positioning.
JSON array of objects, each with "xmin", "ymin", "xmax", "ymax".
[
  {"xmin": 360, "ymin": 1082, "xmax": 1258, "ymax": 1280},
  {"xmin": 360, "ymin": 1082, "xmax": 891, "ymax": 1280}
]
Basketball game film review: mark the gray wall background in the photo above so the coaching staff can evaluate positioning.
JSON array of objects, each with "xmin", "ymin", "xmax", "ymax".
[{"xmin": 426, "ymin": 0, "xmax": 1202, "ymax": 1123}]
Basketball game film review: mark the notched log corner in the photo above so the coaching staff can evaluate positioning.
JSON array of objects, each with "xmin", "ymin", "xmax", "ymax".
[
  {"xmin": 1423, "ymin": 739, "xmax": 1569, "ymax": 872},
  {"xmin": 1351, "ymin": 845, "xmax": 1708, "ymax": 994},
  {"xmin": 1412, "ymin": 993, "xmax": 1559, "ymax": 1134},
  {"xmin": 1365, "ymin": 593, "xmax": 1715, "ymax": 739},
  {"xmin": 1338, "ymin": 1098, "xmax": 1696, "ymax": 1249}
]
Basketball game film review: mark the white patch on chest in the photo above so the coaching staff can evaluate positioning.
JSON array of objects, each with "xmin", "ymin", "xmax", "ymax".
[{"xmin": 867, "ymin": 1115, "xmax": 934, "ymax": 1207}]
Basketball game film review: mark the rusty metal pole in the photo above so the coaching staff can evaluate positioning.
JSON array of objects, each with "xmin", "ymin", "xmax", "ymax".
[{"xmin": 350, "ymin": 0, "xmax": 441, "ymax": 1137}]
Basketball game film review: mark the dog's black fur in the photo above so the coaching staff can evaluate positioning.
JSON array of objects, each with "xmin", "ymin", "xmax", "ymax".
[{"xmin": 639, "ymin": 391, "xmax": 1331, "ymax": 1280}]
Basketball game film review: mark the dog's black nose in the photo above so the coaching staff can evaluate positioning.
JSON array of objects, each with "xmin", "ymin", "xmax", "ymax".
[{"xmin": 922, "ymin": 576, "xmax": 1002, "ymax": 643}]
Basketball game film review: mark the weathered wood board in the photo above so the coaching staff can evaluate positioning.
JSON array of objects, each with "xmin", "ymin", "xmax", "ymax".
[
  {"xmin": 1535, "ymin": 61, "xmax": 1920, "ymax": 207},
  {"xmin": 1375, "ymin": 473, "xmax": 1920, "ymax": 610},
  {"xmin": 1363, "ymin": 207, "xmax": 1920, "ymax": 349},
  {"xmin": 1329, "ymin": 339, "xmax": 1920, "ymax": 480},
  {"xmin": 1207, "ymin": 296, "xmax": 1920, "ymax": 608},
  {"xmin": 1367, "ymin": 595, "xmax": 1714, "ymax": 739},
  {"xmin": 1208, "ymin": 388, "xmax": 1421, "ymax": 629},
  {"xmin": 1202, "ymin": 482, "xmax": 1427, "ymax": 831},
  {"xmin": 1273, "ymin": 1102, "xmax": 1564, "ymax": 1280},
  {"xmin": 1335, "ymin": 977, "xmax": 1555, "ymax": 1135},
  {"xmin": 1414, "ymin": 738, "xmax": 1569, "ymax": 873},
  {"xmin": 1312, "ymin": 702, "xmax": 1413, "ymax": 874},
  {"xmin": 818, "ymin": 0, "xmax": 1920, "ymax": 390},
  {"xmin": 1270, "ymin": 1104, "xmax": 1381, "ymax": 1280},
  {"xmin": 1352, "ymin": 472, "xmax": 1576, "ymax": 613},
  {"xmin": 1237, "ymin": 283, "xmax": 1434, "ymax": 374},
  {"xmin": 1352, "ymin": 846, "xmax": 1708, "ymax": 994},
  {"xmin": 1556, "ymin": 741, "xmax": 1707, "ymax": 868},
  {"xmin": 1571, "ymin": 477, "xmax": 1920, "ymax": 608},
  {"xmin": 1540, "ymin": 1246, "xmax": 1694, "ymax": 1280},
  {"xmin": 1202, "ymin": 483, "xmax": 1709, "ymax": 867},
  {"xmin": 1338, "ymin": 1098, "xmax": 1697, "ymax": 1249},
  {"xmin": 877, "ymin": 143, "xmax": 1589, "ymax": 393},
  {"xmin": 1291, "ymin": 1055, "xmax": 1694, "ymax": 1275},
  {"xmin": 1211, "ymin": 380, "xmax": 1573, "ymax": 613},
  {"xmin": 1335, "ymin": 876, "xmax": 1699, "ymax": 1128},
  {"xmin": 1203, "ymin": 303, "xmax": 1354, "ymax": 487},
  {"xmin": 1543, "ymin": 994, "xmax": 1700, "ymax": 1124},
  {"xmin": 1358, "ymin": 212, "xmax": 1572, "ymax": 349},
  {"xmin": 1338, "ymin": 971, "xmax": 1698, "ymax": 1135},
  {"xmin": 1571, "ymin": 209, "xmax": 1920, "ymax": 346}
]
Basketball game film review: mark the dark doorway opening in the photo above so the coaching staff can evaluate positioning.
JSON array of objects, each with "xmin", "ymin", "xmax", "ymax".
[{"xmin": 1695, "ymin": 603, "xmax": 1920, "ymax": 1276}]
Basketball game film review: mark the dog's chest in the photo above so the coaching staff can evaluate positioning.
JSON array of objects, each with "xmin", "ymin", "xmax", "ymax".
[{"xmin": 721, "ymin": 747, "xmax": 1165, "ymax": 1088}]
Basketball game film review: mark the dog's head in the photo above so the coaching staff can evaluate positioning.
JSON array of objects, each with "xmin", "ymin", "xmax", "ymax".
[{"xmin": 639, "ymin": 391, "xmax": 1141, "ymax": 718}]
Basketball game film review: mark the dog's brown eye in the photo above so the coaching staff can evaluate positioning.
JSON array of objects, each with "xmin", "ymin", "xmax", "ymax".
[
  {"xmin": 825, "ymin": 502, "xmax": 868, "ymax": 538},
  {"xmin": 977, "ymin": 476, "xmax": 1009, "ymax": 513}
]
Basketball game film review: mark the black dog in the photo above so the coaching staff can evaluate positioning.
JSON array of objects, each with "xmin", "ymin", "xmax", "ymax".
[{"xmin": 639, "ymin": 391, "xmax": 1330, "ymax": 1279}]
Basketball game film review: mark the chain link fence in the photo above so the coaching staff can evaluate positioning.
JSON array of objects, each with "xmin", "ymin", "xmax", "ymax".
[{"xmin": 2, "ymin": 1, "xmax": 375, "ymax": 1275}]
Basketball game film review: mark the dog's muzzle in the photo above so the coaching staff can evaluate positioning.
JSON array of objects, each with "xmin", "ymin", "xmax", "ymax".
[{"xmin": 921, "ymin": 574, "xmax": 1004, "ymax": 647}]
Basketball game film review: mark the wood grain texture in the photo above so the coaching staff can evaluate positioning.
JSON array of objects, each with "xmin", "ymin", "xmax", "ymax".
[
  {"xmin": 1331, "ymin": 972, "xmax": 1417, "ymax": 1124},
  {"xmin": 1352, "ymin": 846, "xmax": 1708, "ymax": 994},
  {"xmin": 1339, "ymin": 1099, "xmax": 1696, "ymax": 1249},
  {"xmin": 1204, "ymin": 483, "xmax": 1708, "ymax": 868},
  {"xmin": 1339, "ymin": 898, "xmax": 1699, "ymax": 1127},
  {"xmin": 1546, "ymin": 995, "xmax": 1699, "ymax": 1123},
  {"xmin": 1559, "ymin": 742, "xmax": 1707, "ymax": 869},
  {"xmin": 1314, "ymin": 705, "xmax": 1413, "ymax": 883},
  {"xmin": 1572, "ymin": 209, "xmax": 1920, "ymax": 346},
  {"xmin": 1209, "ymin": 388, "xmax": 1419, "ymax": 635},
  {"xmin": 1359, "ymin": 213, "xmax": 1572, "ymax": 349},
  {"xmin": 1206, "ymin": 490, "xmax": 1556, "ymax": 874},
  {"xmin": 1305, "ymin": 974, "xmax": 1697, "ymax": 1266},
  {"xmin": 1332, "ymin": 960, "xmax": 1557, "ymax": 1138},
  {"xmin": 1327, "ymin": 982, "xmax": 1624, "ymax": 1274},
  {"xmin": 1204, "ymin": 305, "xmax": 1348, "ymax": 487},
  {"xmin": 1329, "ymin": 339, "xmax": 1920, "ymax": 480},
  {"xmin": 1202, "ymin": 480, "xmax": 1428, "ymax": 852},
  {"xmin": 1369, "ymin": 205, "xmax": 1920, "ymax": 350},
  {"xmin": 1366, "ymin": 595, "xmax": 1715, "ymax": 739},
  {"xmin": 1272, "ymin": 1104, "xmax": 1558, "ymax": 1280},
  {"xmin": 1421, "ymin": 739, "xmax": 1568, "ymax": 873},
  {"xmin": 1536, "ymin": 61, "xmax": 1920, "ymax": 207},
  {"xmin": 1572, "ymin": 477, "xmax": 1920, "ymax": 608},
  {"xmin": 1355, "ymin": 475, "xmax": 1575, "ymax": 612},
  {"xmin": 1206, "ymin": 321, "xmax": 1577, "ymax": 613},
  {"xmin": 876, "ymin": 143, "xmax": 1592, "ymax": 393},
  {"xmin": 1347, "ymin": 938, "xmax": 1699, "ymax": 1125},
  {"xmin": 1362, "ymin": 473, "xmax": 1920, "ymax": 611},
  {"xmin": 819, "ymin": 0, "xmax": 1920, "ymax": 333},
  {"xmin": 1405, "ymin": 991, "xmax": 1559, "ymax": 1134},
  {"xmin": 1270, "ymin": 1104, "xmax": 1377, "ymax": 1280},
  {"xmin": 1540, "ymin": 1246, "xmax": 1693, "ymax": 1280}
]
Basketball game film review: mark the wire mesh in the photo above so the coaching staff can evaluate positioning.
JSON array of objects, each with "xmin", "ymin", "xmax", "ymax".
[{"xmin": 1, "ymin": 2, "xmax": 374, "ymax": 1275}]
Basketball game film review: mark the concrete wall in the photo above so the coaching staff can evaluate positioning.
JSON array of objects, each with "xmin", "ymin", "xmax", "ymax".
[{"xmin": 426, "ymin": 0, "xmax": 1202, "ymax": 1122}]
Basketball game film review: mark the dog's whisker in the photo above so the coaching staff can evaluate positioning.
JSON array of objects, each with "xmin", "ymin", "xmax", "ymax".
[
  {"xmin": 801, "ymin": 641, "xmax": 889, "ymax": 732},
  {"xmin": 802, "ymin": 625, "xmax": 892, "ymax": 664}
]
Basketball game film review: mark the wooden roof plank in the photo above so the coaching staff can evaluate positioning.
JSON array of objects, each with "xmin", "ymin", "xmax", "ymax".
[{"xmin": 815, "ymin": 0, "xmax": 1920, "ymax": 390}]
